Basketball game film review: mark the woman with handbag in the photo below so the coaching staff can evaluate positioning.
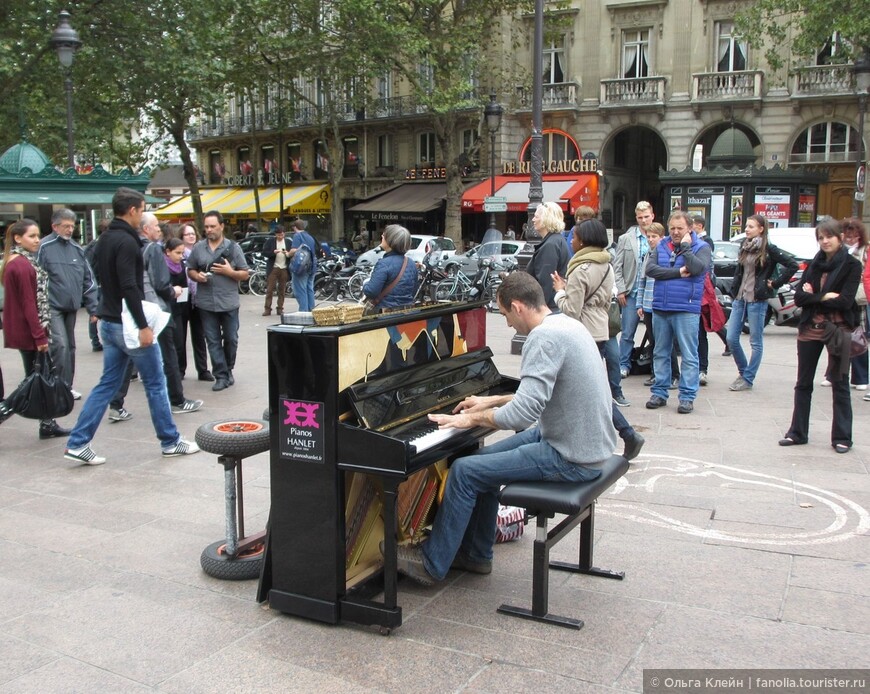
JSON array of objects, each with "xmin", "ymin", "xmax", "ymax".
[
  {"xmin": 726, "ymin": 214, "xmax": 799, "ymax": 391},
  {"xmin": 362, "ymin": 225, "xmax": 418, "ymax": 311},
  {"xmin": 0, "ymin": 219, "xmax": 71, "ymax": 438},
  {"xmin": 552, "ymin": 218, "xmax": 644, "ymax": 461},
  {"xmin": 842, "ymin": 219, "xmax": 868, "ymax": 392},
  {"xmin": 525, "ymin": 201, "xmax": 570, "ymax": 309},
  {"xmin": 779, "ymin": 220, "xmax": 862, "ymax": 453}
]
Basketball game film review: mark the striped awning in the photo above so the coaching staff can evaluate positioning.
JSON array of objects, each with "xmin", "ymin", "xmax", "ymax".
[{"xmin": 154, "ymin": 185, "xmax": 330, "ymax": 217}]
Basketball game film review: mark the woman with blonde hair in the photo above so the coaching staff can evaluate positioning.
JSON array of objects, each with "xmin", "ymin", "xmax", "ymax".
[
  {"xmin": 0, "ymin": 219, "xmax": 71, "ymax": 437},
  {"xmin": 525, "ymin": 201, "xmax": 570, "ymax": 309}
]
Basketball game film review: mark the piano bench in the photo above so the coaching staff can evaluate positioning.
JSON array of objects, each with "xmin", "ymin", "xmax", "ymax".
[{"xmin": 496, "ymin": 454, "xmax": 629, "ymax": 630}]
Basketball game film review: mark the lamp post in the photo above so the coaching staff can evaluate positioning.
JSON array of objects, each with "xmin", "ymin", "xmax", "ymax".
[
  {"xmin": 526, "ymin": 0, "xmax": 545, "ymax": 235},
  {"xmin": 484, "ymin": 93, "xmax": 503, "ymax": 232},
  {"xmin": 853, "ymin": 48, "xmax": 870, "ymax": 219},
  {"xmin": 49, "ymin": 10, "xmax": 82, "ymax": 171}
]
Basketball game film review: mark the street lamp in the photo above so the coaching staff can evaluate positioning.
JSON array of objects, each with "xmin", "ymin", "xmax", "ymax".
[
  {"xmin": 49, "ymin": 10, "xmax": 82, "ymax": 171},
  {"xmin": 484, "ymin": 93, "xmax": 503, "ymax": 232},
  {"xmin": 854, "ymin": 48, "xmax": 870, "ymax": 218}
]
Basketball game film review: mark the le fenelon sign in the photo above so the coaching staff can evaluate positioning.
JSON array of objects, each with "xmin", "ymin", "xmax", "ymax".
[{"xmin": 404, "ymin": 158, "xmax": 599, "ymax": 180}]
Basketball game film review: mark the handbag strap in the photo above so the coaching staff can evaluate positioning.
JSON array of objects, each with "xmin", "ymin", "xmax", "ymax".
[
  {"xmin": 590, "ymin": 265, "xmax": 613, "ymax": 301},
  {"xmin": 372, "ymin": 256, "xmax": 409, "ymax": 306}
]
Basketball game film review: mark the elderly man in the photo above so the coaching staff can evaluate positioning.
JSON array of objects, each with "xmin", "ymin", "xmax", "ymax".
[
  {"xmin": 613, "ymin": 201, "xmax": 655, "ymax": 378},
  {"xmin": 392, "ymin": 272, "xmax": 617, "ymax": 585},
  {"xmin": 644, "ymin": 210, "xmax": 712, "ymax": 414},
  {"xmin": 187, "ymin": 210, "xmax": 249, "ymax": 392},
  {"xmin": 36, "ymin": 208, "xmax": 99, "ymax": 399}
]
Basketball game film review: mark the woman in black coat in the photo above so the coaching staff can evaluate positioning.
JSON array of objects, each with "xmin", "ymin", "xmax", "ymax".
[{"xmin": 779, "ymin": 220, "xmax": 862, "ymax": 453}]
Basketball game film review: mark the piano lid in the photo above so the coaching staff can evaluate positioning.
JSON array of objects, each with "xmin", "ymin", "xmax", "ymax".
[{"xmin": 347, "ymin": 348, "xmax": 503, "ymax": 432}]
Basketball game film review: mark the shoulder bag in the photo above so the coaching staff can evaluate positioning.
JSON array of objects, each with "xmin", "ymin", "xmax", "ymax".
[
  {"xmin": 4, "ymin": 352, "xmax": 74, "ymax": 420},
  {"xmin": 362, "ymin": 256, "xmax": 409, "ymax": 316}
]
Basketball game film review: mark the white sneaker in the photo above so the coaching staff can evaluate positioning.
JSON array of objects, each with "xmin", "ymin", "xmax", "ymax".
[
  {"xmin": 64, "ymin": 445, "xmax": 106, "ymax": 466},
  {"xmin": 620, "ymin": 368, "xmax": 629, "ymax": 378},
  {"xmin": 162, "ymin": 438, "xmax": 200, "ymax": 457},
  {"xmin": 108, "ymin": 407, "xmax": 132, "ymax": 422},
  {"xmin": 171, "ymin": 399, "xmax": 203, "ymax": 414},
  {"xmin": 853, "ymin": 384, "xmax": 868, "ymax": 391},
  {"xmin": 70, "ymin": 389, "xmax": 82, "ymax": 400},
  {"xmin": 820, "ymin": 379, "xmax": 831, "ymax": 387}
]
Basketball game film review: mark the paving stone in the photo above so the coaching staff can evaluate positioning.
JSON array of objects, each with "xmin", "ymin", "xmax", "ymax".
[{"xmin": 0, "ymin": 656, "xmax": 152, "ymax": 693}]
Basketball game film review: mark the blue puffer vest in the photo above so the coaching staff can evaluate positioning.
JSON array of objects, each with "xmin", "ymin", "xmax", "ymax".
[{"xmin": 651, "ymin": 233, "xmax": 706, "ymax": 314}]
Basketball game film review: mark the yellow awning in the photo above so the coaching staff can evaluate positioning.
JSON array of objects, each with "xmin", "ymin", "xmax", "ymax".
[{"xmin": 154, "ymin": 185, "xmax": 331, "ymax": 218}]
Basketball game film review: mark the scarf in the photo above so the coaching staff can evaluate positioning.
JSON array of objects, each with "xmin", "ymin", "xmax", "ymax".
[
  {"xmin": 739, "ymin": 235, "xmax": 763, "ymax": 267},
  {"xmin": 165, "ymin": 255, "xmax": 184, "ymax": 275},
  {"xmin": 566, "ymin": 246, "xmax": 611, "ymax": 276},
  {"xmin": 14, "ymin": 246, "xmax": 51, "ymax": 337}
]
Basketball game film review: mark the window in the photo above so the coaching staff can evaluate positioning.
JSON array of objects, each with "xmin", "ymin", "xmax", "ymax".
[
  {"xmin": 521, "ymin": 130, "xmax": 580, "ymax": 163},
  {"xmin": 418, "ymin": 132, "xmax": 436, "ymax": 164},
  {"xmin": 343, "ymin": 136, "xmax": 360, "ymax": 175},
  {"xmin": 261, "ymin": 145, "xmax": 276, "ymax": 176},
  {"xmin": 377, "ymin": 134, "xmax": 393, "ymax": 168},
  {"xmin": 816, "ymin": 32, "xmax": 847, "ymax": 65},
  {"xmin": 378, "ymin": 73, "xmax": 392, "ymax": 100},
  {"xmin": 460, "ymin": 128, "xmax": 479, "ymax": 171},
  {"xmin": 314, "ymin": 140, "xmax": 330, "ymax": 177},
  {"xmin": 622, "ymin": 29, "xmax": 650, "ymax": 79},
  {"xmin": 543, "ymin": 40, "xmax": 565, "ymax": 84},
  {"xmin": 209, "ymin": 150, "xmax": 225, "ymax": 184},
  {"xmin": 715, "ymin": 21, "xmax": 747, "ymax": 72},
  {"xmin": 418, "ymin": 59, "xmax": 435, "ymax": 93},
  {"xmin": 287, "ymin": 142, "xmax": 302, "ymax": 180},
  {"xmin": 237, "ymin": 146, "xmax": 252, "ymax": 176},
  {"xmin": 235, "ymin": 95, "xmax": 249, "ymax": 127},
  {"xmin": 790, "ymin": 122, "xmax": 859, "ymax": 163}
]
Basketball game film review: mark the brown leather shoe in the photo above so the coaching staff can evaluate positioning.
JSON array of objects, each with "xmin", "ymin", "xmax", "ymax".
[{"xmin": 262, "ymin": 309, "xmax": 272, "ymax": 316}]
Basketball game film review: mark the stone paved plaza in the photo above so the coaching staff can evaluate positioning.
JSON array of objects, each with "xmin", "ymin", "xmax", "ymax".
[{"xmin": 0, "ymin": 293, "xmax": 868, "ymax": 692}]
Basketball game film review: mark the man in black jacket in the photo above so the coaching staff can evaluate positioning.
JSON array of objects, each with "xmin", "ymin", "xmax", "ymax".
[{"xmin": 63, "ymin": 188, "xmax": 200, "ymax": 466}]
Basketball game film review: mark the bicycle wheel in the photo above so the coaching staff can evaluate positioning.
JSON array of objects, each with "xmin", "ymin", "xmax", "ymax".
[
  {"xmin": 435, "ymin": 278, "xmax": 463, "ymax": 301},
  {"xmin": 347, "ymin": 272, "xmax": 367, "ymax": 301},
  {"xmin": 248, "ymin": 271, "xmax": 267, "ymax": 296}
]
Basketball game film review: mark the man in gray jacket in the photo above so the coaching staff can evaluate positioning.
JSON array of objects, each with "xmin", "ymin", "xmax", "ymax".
[
  {"xmin": 391, "ymin": 271, "xmax": 619, "ymax": 585},
  {"xmin": 613, "ymin": 200, "xmax": 655, "ymax": 377},
  {"xmin": 36, "ymin": 208, "xmax": 99, "ymax": 398}
]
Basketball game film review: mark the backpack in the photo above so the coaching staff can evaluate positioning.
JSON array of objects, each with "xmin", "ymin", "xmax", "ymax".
[{"xmin": 290, "ymin": 236, "xmax": 313, "ymax": 276}]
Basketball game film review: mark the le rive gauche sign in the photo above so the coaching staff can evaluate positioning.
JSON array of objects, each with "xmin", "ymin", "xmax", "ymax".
[{"xmin": 502, "ymin": 159, "xmax": 598, "ymax": 174}]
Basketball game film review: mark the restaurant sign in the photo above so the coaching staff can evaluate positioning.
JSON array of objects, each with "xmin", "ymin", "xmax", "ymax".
[{"xmin": 502, "ymin": 159, "xmax": 598, "ymax": 175}]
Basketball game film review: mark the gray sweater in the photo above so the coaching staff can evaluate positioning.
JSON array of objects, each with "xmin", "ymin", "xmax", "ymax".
[{"xmin": 493, "ymin": 313, "xmax": 617, "ymax": 465}]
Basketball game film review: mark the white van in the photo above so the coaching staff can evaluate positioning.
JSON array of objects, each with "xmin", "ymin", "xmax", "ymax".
[{"xmin": 731, "ymin": 227, "xmax": 818, "ymax": 263}]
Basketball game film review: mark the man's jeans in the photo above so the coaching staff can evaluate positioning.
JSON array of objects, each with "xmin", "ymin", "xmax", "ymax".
[
  {"xmin": 198, "ymin": 308, "xmax": 240, "ymax": 382},
  {"xmin": 67, "ymin": 322, "xmax": 180, "ymax": 450},
  {"xmin": 725, "ymin": 299, "xmax": 767, "ymax": 386},
  {"xmin": 291, "ymin": 271, "xmax": 316, "ymax": 312},
  {"xmin": 49, "ymin": 308, "xmax": 78, "ymax": 388},
  {"xmin": 420, "ymin": 428, "xmax": 601, "ymax": 580},
  {"xmin": 651, "ymin": 310, "xmax": 700, "ymax": 402},
  {"xmin": 618, "ymin": 293, "xmax": 641, "ymax": 373}
]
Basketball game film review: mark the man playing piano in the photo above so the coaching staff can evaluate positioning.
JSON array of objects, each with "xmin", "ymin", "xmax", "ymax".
[{"xmin": 395, "ymin": 271, "xmax": 636, "ymax": 585}]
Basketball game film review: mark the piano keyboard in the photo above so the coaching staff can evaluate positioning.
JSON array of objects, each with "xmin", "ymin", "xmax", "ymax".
[{"xmin": 396, "ymin": 418, "xmax": 460, "ymax": 453}]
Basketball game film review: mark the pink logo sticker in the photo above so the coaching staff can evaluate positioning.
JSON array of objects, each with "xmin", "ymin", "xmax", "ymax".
[{"xmin": 283, "ymin": 400, "xmax": 320, "ymax": 428}]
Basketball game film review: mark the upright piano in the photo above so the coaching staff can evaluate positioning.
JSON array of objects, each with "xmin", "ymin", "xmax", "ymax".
[{"xmin": 257, "ymin": 302, "xmax": 517, "ymax": 630}]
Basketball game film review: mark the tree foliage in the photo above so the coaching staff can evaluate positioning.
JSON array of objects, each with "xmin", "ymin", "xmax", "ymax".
[{"xmin": 735, "ymin": 0, "xmax": 870, "ymax": 70}]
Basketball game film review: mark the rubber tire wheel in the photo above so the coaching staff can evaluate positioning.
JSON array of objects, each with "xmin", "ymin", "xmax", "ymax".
[
  {"xmin": 195, "ymin": 419, "xmax": 270, "ymax": 457},
  {"xmin": 200, "ymin": 539, "xmax": 264, "ymax": 581}
]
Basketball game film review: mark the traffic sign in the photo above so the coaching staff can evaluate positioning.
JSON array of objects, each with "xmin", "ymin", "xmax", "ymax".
[
  {"xmin": 484, "ymin": 196, "xmax": 506, "ymax": 204},
  {"xmin": 484, "ymin": 202, "xmax": 507, "ymax": 212}
]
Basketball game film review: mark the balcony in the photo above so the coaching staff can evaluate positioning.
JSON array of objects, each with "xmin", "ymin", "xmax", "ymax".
[
  {"xmin": 514, "ymin": 80, "xmax": 581, "ymax": 112},
  {"xmin": 691, "ymin": 70, "xmax": 763, "ymax": 114},
  {"xmin": 600, "ymin": 77, "xmax": 666, "ymax": 108},
  {"xmin": 792, "ymin": 65, "xmax": 854, "ymax": 99}
]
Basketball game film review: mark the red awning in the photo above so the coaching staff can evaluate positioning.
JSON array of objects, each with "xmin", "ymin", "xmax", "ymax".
[{"xmin": 461, "ymin": 174, "xmax": 598, "ymax": 214}]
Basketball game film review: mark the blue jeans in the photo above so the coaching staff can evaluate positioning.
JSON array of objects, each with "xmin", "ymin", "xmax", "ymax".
[
  {"xmin": 198, "ymin": 308, "xmax": 239, "ymax": 382},
  {"xmin": 420, "ymin": 427, "xmax": 601, "ymax": 580},
  {"xmin": 618, "ymin": 292, "xmax": 641, "ymax": 372},
  {"xmin": 67, "ymin": 322, "xmax": 180, "ymax": 450},
  {"xmin": 726, "ymin": 299, "xmax": 767, "ymax": 385},
  {"xmin": 601, "ymin": 336, "xmax": 623, "ymax": 398},
  {"xmin": 291, "ymin": 271, "xmax": 316, "ymax": 311},
  {"xmin": 651, "ymin": 311, "xmax": 700, "ymax": 401}
]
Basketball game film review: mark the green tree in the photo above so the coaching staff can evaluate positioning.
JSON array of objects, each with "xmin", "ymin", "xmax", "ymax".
[{"xmin": 735, "ymin": 0, "xmax": 870, "ymax": 70}]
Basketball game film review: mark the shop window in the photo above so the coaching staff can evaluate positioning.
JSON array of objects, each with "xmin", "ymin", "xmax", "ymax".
[
  {"xmin": 790, "ymin": 122, "xmax": 858, "ymax": 164},
  {"xmin": 715, "ymin": 21, "xmax": 747, "ymax": 72},
  {"xmin": 287, "ymin": 142, "xmax": 303, "ymax": 181},
  {"xmin": 237, "ymin": 146, "xmax": 253, "ymax": 176},
  {"xmin": 419, "ymin": 132, "xmax": 436, "ymax": 164},
  {"xmin": 209, "ymin": 150, "xmax": 225, "ymax": 184},
  {"xmin": 622, "ymin": 29, "xmax": 650, "ymax": 79},
  {"xmin": 314, "ymin": 139, "xmax": 330, "ymax": 178},
  {"xmin": 261, "ymin": 145, "xmax": 276, "ymax": 178}
]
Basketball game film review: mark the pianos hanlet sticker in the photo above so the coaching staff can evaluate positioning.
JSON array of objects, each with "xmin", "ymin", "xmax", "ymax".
[{"xmin": 278, "ymin": 397, "xmax": 325, "ymax": 463}]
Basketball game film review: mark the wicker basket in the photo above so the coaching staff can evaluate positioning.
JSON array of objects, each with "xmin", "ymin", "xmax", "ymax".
[{"xmin": 312, "ymin": 303, "xmax": 366, "ymax": 326}]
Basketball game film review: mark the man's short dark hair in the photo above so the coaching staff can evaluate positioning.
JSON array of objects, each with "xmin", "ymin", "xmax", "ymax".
[
  {"xmin": 112, "ymin": 187, "xmax": 145, "ymax": 216},
  {"xmin": 274, "ymin": 225, "xmax": 285, "ymax": 234},
  {"xmin": 691, "ymin": 214, "xmax": 706, "ymax": 228},
  {"xmin": 293, "ymin": 218, "xmax": 307, "ymax": 231},
  {"xmin": 577, "ymin": 219, "xmax": 608, "ymax": 248},
  {"xmin": 203, "ymin": 210, "xmax": 224, "ymax": 225},
  {"xmin": 497, "ymin": 271, "xmax": 545, "ymax": 311}
]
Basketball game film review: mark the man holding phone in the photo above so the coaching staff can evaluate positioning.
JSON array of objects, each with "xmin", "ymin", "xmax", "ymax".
[
  {"xmin": 187, "ymin": 210, "xmax": 249, "ymax": 392},
  {"xmin": 261, "ymin": 225, "xmax": 289, "ymax": 316}
]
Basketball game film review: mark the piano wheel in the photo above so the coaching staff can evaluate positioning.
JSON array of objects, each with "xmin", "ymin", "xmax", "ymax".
[
  {"xmin": 200, "ymin": 539, "xmax": 265, "ymax": 581},
  {"xmin": 195, "ymin": 419, "xmax": 271, "ymax": 458},
  {"xmin": 379, "ymin": 626, "xmax": 392, "ymax": 636}
]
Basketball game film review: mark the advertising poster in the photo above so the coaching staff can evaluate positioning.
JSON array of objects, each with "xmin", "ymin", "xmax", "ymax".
[
  {"xmin": 798, "ymin": 188, "xmax": 817, "ymax": 227},
  {"xmin": 754, "ymin": 190, "xmax": 791, "ymax": 228},
  {"xmin": 729, "ymin": 187, "xmax": 744, "ymax": 239},
  {"xmin": 278, "ymin": 397, "xmax": 325, "ymax": 463}
]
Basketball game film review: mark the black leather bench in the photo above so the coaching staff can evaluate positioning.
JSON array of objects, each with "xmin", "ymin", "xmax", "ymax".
[{"xmin": 496, "ymin": 454, "xmax": 629, "ymax": 629}]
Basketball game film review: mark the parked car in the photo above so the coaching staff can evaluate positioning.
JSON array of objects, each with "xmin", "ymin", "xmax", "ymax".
[
  {"xmin": 710, "ymin": 241, "xmax": 741, "ymax": 293},
  {"xmin": 730, "ymin": 227, "xmax": 817, "ymax": 267},
  {"xmin": 238, "ymin": 233, "xmax": 273, "ymax": 257},
  {"xmin": 356, "ymin": 234, "xmax": 456, "ymax": 267},
  {"xmin": 442, "ymin": 240, "xmax": 531, "ymax": 276}
]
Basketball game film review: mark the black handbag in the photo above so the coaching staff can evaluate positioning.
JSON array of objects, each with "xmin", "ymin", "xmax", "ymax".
[{"xmin": 4, "ymin": 352, "xmax": 75, "ymax": 420}]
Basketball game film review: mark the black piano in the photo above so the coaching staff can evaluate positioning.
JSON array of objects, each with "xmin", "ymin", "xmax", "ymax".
[{"xmin": 257, "ymin": 302, "xmax": 517, "ymax": 631}]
